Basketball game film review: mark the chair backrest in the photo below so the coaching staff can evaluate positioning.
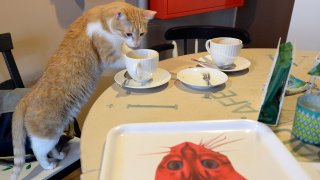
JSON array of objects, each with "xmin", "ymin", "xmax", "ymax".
[
  {"xmin": 149, "ymin": 41, "xmax": 179, "ymax": 60},
  {"xmin": 0, "ymin": 33, "xmax": 24, "ymax": 89},
  {"xmin": 164, "ymin": 25, "xmax": 251, "ymax": 55}
]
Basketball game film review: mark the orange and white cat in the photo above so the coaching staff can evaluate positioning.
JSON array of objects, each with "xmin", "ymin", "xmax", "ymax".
[{"xmin": 11, "ymin": 2, "xmax": 156, "ymax": 179}]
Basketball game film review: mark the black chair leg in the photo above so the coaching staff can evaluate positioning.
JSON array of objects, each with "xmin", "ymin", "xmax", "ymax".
[
  {"xmin": 183, "ymin": 39, "xmax": 188, "ymax": 55},
  {"xmin": 73, "ymin": 118, "xmax": 81, "ymax": 138}
]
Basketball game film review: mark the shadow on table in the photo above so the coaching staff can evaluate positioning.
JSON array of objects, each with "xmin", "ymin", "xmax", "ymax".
[
  {"xmin": 22, "ymin": 164, "xmax": 43, "ymax": 180},
  {"xmin": 174, "ymin": 80, "xmax": 226, "ymax": 94},
  {"xmin": 225, "ymin": 68, "xmax": 250, "ymax": 77},
  {"xmin": 112, "ymin": 83, "xmax": 170, "ymax": 97}
]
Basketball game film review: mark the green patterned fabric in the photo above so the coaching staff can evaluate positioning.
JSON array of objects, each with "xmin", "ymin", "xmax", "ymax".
[
  {"xmin": 308, "ymin": 63, "xmax": 320, "ymax": 76},
  {"xmin": 292, "ymin": 94, "xmax": 320, "ymax": 145},
  {"xmin": 285, "ymin": 75, "xmax": 309, "ymax": 95}
]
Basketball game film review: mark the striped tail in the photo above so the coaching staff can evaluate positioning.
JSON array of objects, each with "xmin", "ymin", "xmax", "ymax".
[{"xmin": 11, "ymin": 101, "xmax": 27, "ymax": 180}]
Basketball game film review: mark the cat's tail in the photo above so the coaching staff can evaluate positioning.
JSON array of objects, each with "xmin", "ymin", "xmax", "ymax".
[{"xmin": 11, "ymin": 100, "xmax": 27, "ymax": 180}]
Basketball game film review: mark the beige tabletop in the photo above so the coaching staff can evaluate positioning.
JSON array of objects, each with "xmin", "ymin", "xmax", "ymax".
[{"xmin": 80, "ymin": 48, "xmax": 320, "ymax": 179}]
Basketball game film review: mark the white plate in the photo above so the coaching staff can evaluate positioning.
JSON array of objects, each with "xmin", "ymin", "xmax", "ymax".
[
  {"xmin": 114, "ymin": 68, "xmax": 171, "ymax": 89},
  {"xmin": 99, "ymin": 120, "xmax": 309, "ymax": 180},
  {"xmin": 198, "ymin": 55, "xmax": 251, "ymax": 72},
  {"xmin": 177, "ymin": 67, "xmax": 228, "ymax": 89}
]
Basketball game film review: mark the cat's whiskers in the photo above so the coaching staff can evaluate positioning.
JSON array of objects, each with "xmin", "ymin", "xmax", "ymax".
[
  {"xmin": 206, "ymin": 136, "xmax": 227, "ymax": 149},
  {"xmin": 201, "ymin": 133, "xmax": 225, "ymax": 147},
  {"xmin": 140, "ymin": 151, "xmax": 170, "ymax": 156},
  {"xmin": 209, "ymin": 138, "xmax": 244, "ymax": 150},
  {"xmin": 200, "ymin": 133, "xmax": 244, "ymax": 150}
]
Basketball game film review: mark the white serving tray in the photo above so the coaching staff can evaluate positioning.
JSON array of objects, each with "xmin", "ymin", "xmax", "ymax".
[{"xmin": 99, "ymin": 120, "xmax": 309, "ymax": 180}]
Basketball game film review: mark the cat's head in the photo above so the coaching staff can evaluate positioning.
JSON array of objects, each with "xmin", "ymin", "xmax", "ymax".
[
  {"xmin": 109, "ymin": 6, "xmax": 156, "ymax": 48},
  {"xmin": 155, "ymin": 141, "xmax": 245, "ymax": 180}
]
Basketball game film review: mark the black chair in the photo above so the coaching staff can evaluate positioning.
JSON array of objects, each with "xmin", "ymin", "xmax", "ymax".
[
  {"xmin": 150, "ymin": 25, "xmax": 251, "ymax": 57},
  {"xmin": 0, "ymin": 32, "xmax": 81, "ymax": 179},
  {"xmin": 0, "ymin": 33, "xmax": 24, "ymax": 89}
]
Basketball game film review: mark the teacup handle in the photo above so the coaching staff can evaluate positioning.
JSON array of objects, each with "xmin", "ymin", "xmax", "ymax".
[
  {"xmin": 134, "ymin": 62, "xmax": 142, "ymax": 80},
  {"xmin": 205, "ymin": 40, "xmax": 211, "ymax": 54}
]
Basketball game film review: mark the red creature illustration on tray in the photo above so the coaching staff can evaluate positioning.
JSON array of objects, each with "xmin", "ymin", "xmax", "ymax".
[{"xmin": 155, "ymin": 135, "xmax": 246, "ymax": 180}]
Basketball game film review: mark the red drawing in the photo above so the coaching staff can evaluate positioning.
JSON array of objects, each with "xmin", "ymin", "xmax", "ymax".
[{"xmin": 155, "ymin": 135, "xmax": 246, "ymax": 180}]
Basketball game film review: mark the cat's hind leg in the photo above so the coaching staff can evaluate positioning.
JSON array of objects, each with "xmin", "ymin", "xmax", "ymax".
[
  {"xmin": 49, "ymin": 147, "xmax": 65, "ymax": 160},
  {"xmin": 30, "ymin": 136, "xmax": 60, "ymax": 170}
]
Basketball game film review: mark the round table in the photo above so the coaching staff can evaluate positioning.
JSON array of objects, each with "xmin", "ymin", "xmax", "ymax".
[{"xmin": 80, "ymin": 49, "xmax": 319, "ymax": 179}]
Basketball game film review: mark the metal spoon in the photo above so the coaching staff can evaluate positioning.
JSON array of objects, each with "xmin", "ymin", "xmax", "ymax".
[
  {"xmin": 121, "ymin": 71, "xmax": 132, "ymax": 87},
  {"xmin": 217, "ymin": 63, "xmax": 236, "ymax": 70},
  {"xmin": 191, "ymin": 58, "xmax": 235, "ymax": 70}
]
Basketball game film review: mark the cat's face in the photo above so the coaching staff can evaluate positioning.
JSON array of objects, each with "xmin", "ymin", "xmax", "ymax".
[
  {"xmin": 111, "ymin": 10, "xmax": 156, "ymax": 48},
  {"xmin": 155, "ymin": 142, "xmax": 245, "ymax": 180}
]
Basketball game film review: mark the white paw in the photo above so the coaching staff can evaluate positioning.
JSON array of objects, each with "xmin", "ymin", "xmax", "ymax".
[
  {"xmin": 42, "ymin": 161, "xmax": 57, "ymax": 170},
  {"xmin": 55, "ymin": 152, "xmax": 65, "ymax": 160}
]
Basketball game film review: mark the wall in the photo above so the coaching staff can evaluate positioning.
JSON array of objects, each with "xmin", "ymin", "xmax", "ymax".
[
  {"xmin": 0, "ymin": 0, "xmax": 120, "ymax": 129},
  {"xmin": 147, "ymin": 8, "xmax": 236, "ymax": 58},
  {"xmin": 236, "ymin": 0, "xmax": 294, "ymax": 48},
  {"xmin": 0, "ymin": 0, "xmax": 118, "ymax": 86},
  {"xmin": 0, "ymin": 0, "xmax": 236, "ymax": 129},
  {"xmin": 287, "ymin": 0, "xmax": 320, "ymax": 51}
]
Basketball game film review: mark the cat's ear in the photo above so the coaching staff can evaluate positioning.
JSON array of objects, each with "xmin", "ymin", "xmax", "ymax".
[
  {"xmin": 115, "ymin": 12, "xmax": 127, "ymax": 20},
  {"xmin": 143, "ymin": 10, "xmax": 157, "ymax": 20}
]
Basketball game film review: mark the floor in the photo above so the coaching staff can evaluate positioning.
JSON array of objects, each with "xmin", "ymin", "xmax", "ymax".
[{"xmin": 63, "ymin": 168, "xmax": 81, "ymax": 180}]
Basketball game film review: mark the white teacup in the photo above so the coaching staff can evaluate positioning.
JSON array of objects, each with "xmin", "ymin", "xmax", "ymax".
[
  {"xmin": 125, "ymin": 49, "xmax": 159, "ymax": 83},
  {"xmin": 205, "ymin": 37, "xmax": 243, "ymax": 67}
]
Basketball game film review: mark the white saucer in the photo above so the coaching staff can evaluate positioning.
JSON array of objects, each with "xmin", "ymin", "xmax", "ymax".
[
  {"xmin": 177, "ymin": 67, "xmax": 228, "ymax": 89},
  {"xmin": 197, "ymin": 55, "xmax": 251, "ymax": 72},
  {"xmin": 114, "ymin": 68, "xmax": 171, "ymax": 89}
]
